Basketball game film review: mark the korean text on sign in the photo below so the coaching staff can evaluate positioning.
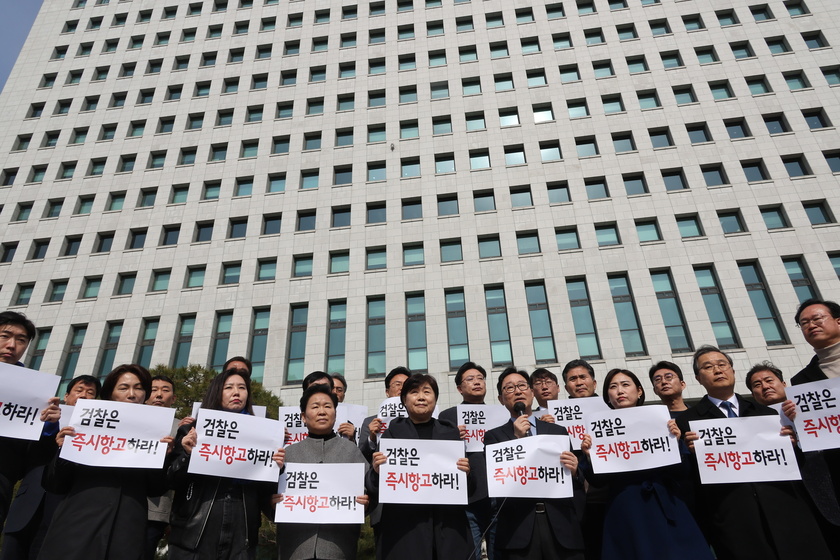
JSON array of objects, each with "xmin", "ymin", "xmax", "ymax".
[
  {"xmin": 275, "ymin": 462, "xmax": 365, "ymax": 524},
  {"xmin": 457, "ymin": 404, "xmax": 510, "ymax": 452},
  {"xmin": 585, "ymin": 405, "xmax": 680, "ymax": 474},
  {"xmin": 378, "ymin": 438, "xmax": 467, "ymax": 505},
  {"xmin": 60, "ymin": 399, "xmax": 175, "ymax": 468},
  {"xmin": 547, "ymin": 397, "xmax": 608, "ymax": 450},
  {"xmin": 280, "ymin": 406, "xmax": 309, "ymax": 447},
  {"xmin": 689, "ymin": 416, "xmax": 801, "ymax": 484},
  {"xmin": 485, "ymin": 434, "xmax": 574, "ymax": 499},
  {"xmin": 786, "ymin": 378, "xmax": 840, "ymax": 452},
  {"xmin": 188, "ymin": 408, "xmax": 284, "ymax": 482},
  {"xmin": 0, "ymin": 363, "xmax": 60, "ymax": 441}
]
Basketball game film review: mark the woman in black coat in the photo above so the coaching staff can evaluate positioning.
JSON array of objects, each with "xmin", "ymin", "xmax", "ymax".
[
  {"xmin": 166, "ymin": 367, "xmax": 283, "ymax": 560},
  {"xmin": 38, "ymin": 364, "xmax": 168, "ymax": 560},
  {"xmin": 370, "ymin": 373, "xmax": 472, "ymax": 560}
]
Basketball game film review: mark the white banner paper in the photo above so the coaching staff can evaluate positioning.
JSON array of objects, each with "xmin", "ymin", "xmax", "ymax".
[
  {"xmin": 485, "ymin": 434, "xmax": 574, "ymax": 498},
  {"xmin": 336, "ymin": 403, "xmax": 368, "ymax": 443},
  {"xmin": 379, "ymin": 438, "xmax": 467, "ymax": 505},
  {"xmin": 690, "ymin": 416, "xmax": 801, "ymax": 484},
  {"xmin": 546, "ymin": 397, "xmax": 609, "ymax": 450},
  {"xmin": 60, "ymin": 400, "xmax": 175, "ymax": 468},
  {"xmin": 280, "ymin": 406, "xmax": 309, "ymax": 447},
  {"xmin": 275, "ymin": 463, "xmax": 365, "ymax": 524},
  {"xmin": 188, "ymin": 409, "xmax": 284, "ymax": 482},
  {"xmin": 0, "ymin": 363, "xmax": 60, "ymax": 441},
  {"xmin": 785, "ymin": 378, "xmax": 840, "ymax": 452},
  {"xmin": 586, "ymin": 405, "xmax": 680, "ymax": 473},
  {"xmin": 457, "ymin": 404, "xmax": 510, "ymax": 452}
]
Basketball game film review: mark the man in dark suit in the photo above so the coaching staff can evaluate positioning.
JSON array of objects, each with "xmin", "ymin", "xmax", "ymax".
[
  {"xmin": 2, "ymin": 375, "xmax": 100, "ymax": 560},
  {"xmin": 483, "ymin": 368, "xmax": 584, "ymax": 560},
  {"xmin": 678, "ymin": 345, "xmax": 831, "ymax": 560},
  {"xmin": 439, "ymin": 361, "xmax": 495, "ymax": 560}
]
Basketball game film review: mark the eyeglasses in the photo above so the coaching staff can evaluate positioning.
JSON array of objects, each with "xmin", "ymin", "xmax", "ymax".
[
  {"xmin": 797, "ymin": 314, "xmax": 828, "ymax": 329},
  {"xmin": 652, "ymin": 372, "xmax": 677, "ymax": 385},
  {"xmin": 461, "ymin": 376, "xmax": 485, "ymax": 385},
  {"xmin": 532, "ymin": 379, "xmax": 556, "ymax": 387},
  {"xmin": 501, "ymin": 382, "xmax": 530, "ymax": 394},
  {"xmin": 699, "ymin": 361, "xmax": 731, "ymax": 374}
]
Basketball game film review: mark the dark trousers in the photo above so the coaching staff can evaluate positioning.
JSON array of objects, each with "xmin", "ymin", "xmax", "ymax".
[{"xmin": 501, "ymin": 510, "xmax": 584, "ymax": 560}]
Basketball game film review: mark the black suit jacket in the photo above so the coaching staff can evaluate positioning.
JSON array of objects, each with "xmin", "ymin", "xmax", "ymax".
[
  {"xmin": 483, "ymin": 419, "xmax": 584, "ymax": 552},
  {"xmin": 677, "ymin": 394, "xmax": 831, "ymax": 560}
]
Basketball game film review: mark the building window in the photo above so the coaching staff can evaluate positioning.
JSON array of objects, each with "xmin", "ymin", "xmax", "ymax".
[
  {"xmin": 403, "ymin": 244, "xmax": 424, "ymax": 266},
  {"xmin": 608, "ymin": 275, "xmax": 646, "ymax": 356},
  {"xmin": 567, "ymin": 278, "xmax": 601, "ymax": 359},
  {"xmin": 783, "ymin": 257, "xmax": 818, "ymax": 303},
  {"xmin": 738, "ymin": 262, "xmax": 787, "ymax": 345},
  {"xmin": 650, "ymin": 270, "xmax": 693, "ymax": 353},
  {"xmin": 485, "ymin": 287, "xmax": 513, "ymax": 366},
  {"xmin": 229, "ymin": 219, "xmax": 247, "ymax": 238},
  {"xmin": 209, "ymin": 312, "xmax": 234, "ymax": 370},
  {"xmin": 695, "ymin": 266, "xmax": 740, "ymax": 348},
  {"xmin": 151, "ymin": 270, "xmax": 170, "ymax": 292},
  {"xmin": 366, "ymin": 247, "xmax": 386, "ymax": 270},
  {"xmin": 172, "ymin": 316, "xmax": 195, "ymax": 368},
  {"xmin": 760, "ymin": 206, "xmax": 789, "ymax": 230},
  {"xmin": 525, "ymin": 283, "xmax": 557, "ymax": 363},
  {"xmin": 293, "ymin": 255, "xmax": 313, "ymax": 278},
  {"xmin": 96, "ymin": 322, "xmax": 123, "ymax": 377},
  {"xmin": 59, "ymin": 326, "xmax": 87, "ymax": 393},
  {"xmin": 48, "ymin": 280, "xmax": 68, "ymax": 303},
  {"xmin": 257, "ymin": 259, "xmax": 277, "ymax": 281},
  {"xmin": 29, "ymin": 329, "xmax": 51, "ymax": 372},
  {"xmin": 636, "ymin": 219, "xmax": 661, "ymax": 242},
  {"xmin": 406, "ymin": 294, "xmax": 428, "ymax": 371},
  {"xmin": 329, "ymin": 251, "xmax": 350, "ymax": 274},
  {"xmin": 677, "ymin": 215, "xmax": 704, "ymax": 238},
  {"xmin": 115, "ymin": 273, "xmax": 136, "ymax": 295},
  {"xmin": 556, "ymin": 227, "xmax": 581, "ymax": 250},
  {"xmin": 366, "ymin": 298, "xmax": 386, "ymax": 376},
  {"xmin": 517, "ymin": 232, "xmax": 541, "ymax": 254}
]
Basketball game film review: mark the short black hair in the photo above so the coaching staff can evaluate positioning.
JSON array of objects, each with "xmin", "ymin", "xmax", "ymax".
[
  {"xmin": 66, "ymin": 375, "xmax": 101, "ymax": 398},
  {"xmin": 745, "ymin": 361, "xmax": 784, "ymax": 389},
  {"xmin": 692, "ymin": 345, "xmax": 733, "ymax": 376},
  {"xmin": 455, "ymin": 362, "xmax": 486, "ymax": 386},
  {"xmin": 648, "ymin": 361, "xmax": 684, "ymax": 383},
  {"xmin": 223, "ymin": 356, "xmax": 252, "ymax": 374},
  {"xmin": 795, "ymin": 298, "xmax": 840, "ymax": 324},
  {"xmin": 400, "ymin": 373, "xmax": 439, "ymax": 405},
  {"xmin": 101, "ymin": 364, "xmax": 152, "ymax": 401},
  {"xmin": 385, "ymin": 366, "xmax": 411, "ymax": 390},
  {"xmin": 561, "ymin": 359, "xmax": 595, "ymax": 383},
  {"xmin": 302, "ymin": 371, "xmax": 334, "ymax": 390},
  {"xmin": 0, "ymin": 311, "xmax": 36, "ymax": 342},
  {"xmin": 603, "ymin": 368, "xmax": 645, "ymax": 408},
  {"xmin": 496, "ymin": 366, "xmax": 530, "ymax": 396},
  {"xmin": 331, "ymin": 373, "xmax": 347, "ymax": 391},
  {"xmin": 151, "ymin": 374, "xmax": 175, "ymax": 387},
  {"xmin": 300, "ymin": 383, "xmax": 338, "ymax": 412},
  {"xmin": 202, "ymin": 368, "xmax": 254, "ymax": 414},
  {"xmin": 531, "ymin": 368, "xmax": 558, "ymax": 384}
]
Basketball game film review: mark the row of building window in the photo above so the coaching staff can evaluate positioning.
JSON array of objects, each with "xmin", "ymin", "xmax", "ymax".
[
  {"xmin": 5, "ymin": 133, "xmax": 838, "ymax": 189},
  {"xmin": 21, "ymin": 58, "xmax": 840, "ymax": 131},
  {"xmin": 62, "ymin": 1, "xmax": 814, "ymax": 36},
  {"xmin": 2, "ymin": 198, "xmax": 836, "ymax": 271},
  {"xmin": 26, "ymin": 252, "xmax": 832, "ymax": 392}
]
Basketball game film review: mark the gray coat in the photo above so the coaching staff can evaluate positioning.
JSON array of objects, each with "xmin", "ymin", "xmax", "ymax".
[{"xmin": 278, "ymin": 433, "xmax": 369, "ymax": 560}]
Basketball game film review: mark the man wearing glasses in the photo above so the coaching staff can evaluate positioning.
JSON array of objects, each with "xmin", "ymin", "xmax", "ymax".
[
  {"xmin": 677, "ymin": 345, "xmax": 830, "ymax": 560},
  {"xmin": 792, "ymin": 298, "xmax": 840, "ymax": 384},
  {"xmin": 647, "ymin": 361, "xmax": 688, "ymax": 418},
  {"xmin": 531, "ymin": 368, "xmax": 560, "ymax": 423},
  {"xmin": 484, "ymin": 367, "xmax": 584, "ymax": 560}
]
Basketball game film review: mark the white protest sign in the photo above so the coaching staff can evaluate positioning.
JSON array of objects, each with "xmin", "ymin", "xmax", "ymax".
[
  {"xmin": 768, "ymin": 403, "xmax": 795, "ymax": 429},
  {"xmin": 547, "ymin": 397, "xmax": 609, "ymax": 450},
  {"xmin": 189, "ymin": 409, "xmax": 284, "ymax": 482},
  {"xmin": 279, "ymin": 406, "xmax": 308, "ymax": 447},
  {"xmin": 586, "ymin": 405, "xmax": 680, "ymax": 474},
  {"xmin": 337, "ymin": 403, "xmax": 368, "ymax": 442},
  {"xmin": 59, "ymin": 405, "xmax": 74, "ymax": 428},
  {"xmin": 457, "ymin": 404, "xmax": 510, "ymax": 452},
  {"xmin": 485, "ymin": 434, "xmax": 574, "ymax": 498},
  {"xmin": 690, "ymin": 416, "xmax": 800, "ymax": 484},
  {"xmin": 374, "ymin": 397, "xmax": 407, "ymax": 442},
  {"xmin": 275, "ymin": 463, "xmax": 365, "ymax": 524},
  {"xmin": 0, "ymin": 363, "xmax": 60, "ymax": 441},
  {"xmin": 60, "ymin": 400, "xmax": 175, "ymax": 468},
  {"xmin": 786, "ymin": 378, "xmax": 840, "ymax": 452},
  {"xmin": 379, "ymin": 438, "xmax": 467, "ymax": 505}
]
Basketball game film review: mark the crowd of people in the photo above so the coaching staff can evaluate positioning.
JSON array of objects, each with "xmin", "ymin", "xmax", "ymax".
[{"xmin": 0, "ymin": 296, "xmax": 838, "ymax": 560}]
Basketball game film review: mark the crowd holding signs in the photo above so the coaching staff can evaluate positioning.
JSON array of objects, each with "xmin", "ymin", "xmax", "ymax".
[{"xmin": 2, "ymin": 298, "xmax": 840, "ymax": 560}]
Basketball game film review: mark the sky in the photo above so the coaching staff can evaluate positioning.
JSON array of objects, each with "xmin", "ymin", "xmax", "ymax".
[{"xmin": 0, "ymin": 0, "xmax": 44, "ymax": 92}]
